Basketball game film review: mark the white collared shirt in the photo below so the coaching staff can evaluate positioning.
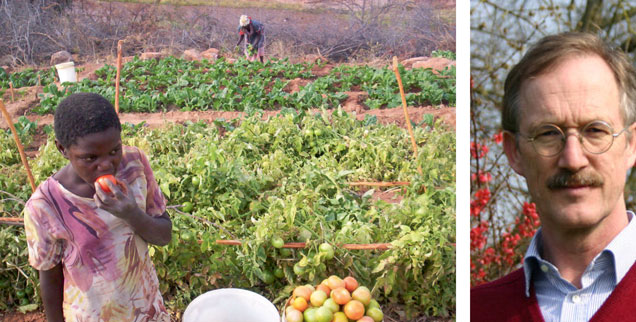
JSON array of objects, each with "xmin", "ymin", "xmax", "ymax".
[{"xmin": 523, "ymin": 211, "xmax": 636, "ymax": 322}]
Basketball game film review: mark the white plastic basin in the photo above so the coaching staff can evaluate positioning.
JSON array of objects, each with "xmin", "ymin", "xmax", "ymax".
[
  {"xmin": 54, "ymin": 61, "xmax": 77, "ymax": 83},
  {"xmin": 183, "ymin": 288, "xmax": 280, "ymax": 322}
]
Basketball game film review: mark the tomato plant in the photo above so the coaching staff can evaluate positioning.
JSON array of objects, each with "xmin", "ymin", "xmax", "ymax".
[{"xmin": 0, "ymin": 108, "xmax": 455, "ymax": 318}]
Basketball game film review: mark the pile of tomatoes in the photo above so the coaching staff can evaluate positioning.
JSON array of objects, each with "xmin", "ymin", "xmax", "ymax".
[{"xmin": 284, "ymin": 275, "xmax": 383, "ymax": 322}]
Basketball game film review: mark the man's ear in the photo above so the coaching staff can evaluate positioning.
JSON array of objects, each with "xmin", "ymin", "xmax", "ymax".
[
  {"xmin": 502, "ymin": 131, "xmax": 525, "ymax": 176},
  {"xmin": 54, "ymin": 140, "xmax": 69, "ymax": 160},
  {"xmin": 624, "ymin": 122, "xmax": 636, "ymax": 169}
]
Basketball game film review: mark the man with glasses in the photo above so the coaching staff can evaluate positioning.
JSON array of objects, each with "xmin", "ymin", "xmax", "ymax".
[{"xmin": 471, "ymin": 32, "xmax": 636, "ymax": 321}]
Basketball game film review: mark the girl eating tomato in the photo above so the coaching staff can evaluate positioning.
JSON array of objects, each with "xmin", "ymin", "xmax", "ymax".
[{"xmin": 24, "ymin": 92, "xmax": 172, "ymax": 321}]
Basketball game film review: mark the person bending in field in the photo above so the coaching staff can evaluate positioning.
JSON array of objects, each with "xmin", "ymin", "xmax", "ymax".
[
  {"xmin": 24, "ymin": 92, "xmax": 172, "ymax": 321},
  {"xmin": 236, "ymin": 14, "xmax": 265, "ymax": 62}
]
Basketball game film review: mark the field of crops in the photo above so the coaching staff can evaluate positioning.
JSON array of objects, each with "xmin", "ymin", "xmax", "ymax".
[
  {"xmin": 0, "ymin": 55, "xmax": 455, "ymax": 320},
  {"xmin": 2, "ymin": 55, "xmax": 455, "ymax": 114}
]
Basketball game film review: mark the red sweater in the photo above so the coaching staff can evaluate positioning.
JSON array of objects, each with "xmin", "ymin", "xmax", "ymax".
[{"xmin": 471, "ymin": 263, "xmax": 636, "ymax": 321}]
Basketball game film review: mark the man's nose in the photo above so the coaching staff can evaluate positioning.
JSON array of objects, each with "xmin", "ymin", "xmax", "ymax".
[{"xmin": 557, "ymin": 133, "xmax": 589, "ymax": 171}]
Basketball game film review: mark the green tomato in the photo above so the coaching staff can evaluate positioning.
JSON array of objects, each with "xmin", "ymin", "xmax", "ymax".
[
  {"xmin": 366, "ymin": 307, "xmax": 384, "ymax": 322},
  {"xmin": 19, "ymin": 298, "xmax": 30, "ymax": 306},
  {"xmin": 293, "ymin": 263, "xmax": 306, "ymax": 275},
  {"xmin": 279, "ymin": 248, "xmax": 292, "ymax": 257},
  {"xmin": 182, "ymin": 201, "xmax": 194, "ymax": 213},
  {"xmin": 303, "ymin": 307, "xmax": 318, "ymax": 322},
  {"xmin": 367, "ymin": 299, "xmax": 381, "ymax": 310},
  {"xmin": 192, "ymin": 176, "xmax": 200, "ymax": 187},
  {"xmin": 261, "ymin": 271, "xmax": 275, "ymax": 284},
  {"xmin": 318, "ymin": 243, "xmax": 334, "ymax": 260},
  {"xmin": 274, "ymin": 267, "xmax": 284, "ymax": 278},
  {"xmin": 271, "ymin": 236, "xmax": 285, "ymax": 249},
  {"xmin": 16, "ymin": 290, "xmax": 26, "ymax": 298},
  {"xmin": 314, "ymin": 306, "xmax": 333, "ymax": 322},
  {"xmin": 313, "ymin": 129, "xmax": 323, "ymax": 136},
  {"xmin": 299, "ymin": 228, "xmax": 313, "ymax": 242},
  {"xmin": 181, "ymin": 231, "xmax": 193, "ymax": 242}
]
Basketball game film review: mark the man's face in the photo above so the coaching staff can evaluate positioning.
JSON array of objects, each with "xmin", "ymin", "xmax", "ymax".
[{"xmin": 503, "ymin": 55, "xmax": 636, "ymax": 233}]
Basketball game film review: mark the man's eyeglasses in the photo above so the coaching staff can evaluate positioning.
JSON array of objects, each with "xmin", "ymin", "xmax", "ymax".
[{"xmin": 515, "ymin": 120, "xmax": 629, "ymax": 157}]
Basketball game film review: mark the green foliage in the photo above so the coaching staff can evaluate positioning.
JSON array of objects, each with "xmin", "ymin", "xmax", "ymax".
[
  {"xmin": 0, "ymin": 67, "xmax": 56, "ymax": 89},
  {"xmin": 431, "ymin": 50, "xmax": 456, "ymax": 60},
  {"xmin": 0, "ymin": 112, "xmax": 455, "ymax": 318},
  {"xmin": 30, "ymin": 56, "xmax": 454, "ymax": 114}
]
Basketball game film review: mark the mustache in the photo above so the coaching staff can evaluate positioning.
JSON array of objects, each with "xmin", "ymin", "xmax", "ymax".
[{"xmin": 546, "ymin": 171, "xmax": 604, "ymax": 189}]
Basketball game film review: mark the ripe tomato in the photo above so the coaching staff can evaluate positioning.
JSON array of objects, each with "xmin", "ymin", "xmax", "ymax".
[
  {"xmin": 343, "ymin": 276, "xmax": 359, "ymax": 292},
  {"xmin": 316, "ymin": 283, "xmax": 331, "ymax": 296},
  {"xmin": 96, "ymin": 174, "xmax": 117, "ymax": 194},
  {"xmin": 352, "ymin": 286, "xmax": 371, "ymax": 306},
  {"xmin": 343, "ymin": 300, "xmax": 365, "ymax": 320},
  {"xmin": 293, "ymin": 285, "xmax": 312, "ymax": 301},
  {"xmin": 292, "ymin": 296, "xmax": 308, "ymax": 312},
  {"xmin": 310, "ymin": 290, "xmax": 328, "ymax": 307},
  {"xmin": 330, "ymin": 287, "xmax": 351, "ymax": 305},
  {"xmin": 326, "ymin": 275, "xmax": 345, "ymax": 290},
  {"xmin": 285, "ymin": 308, "xmax": 303, "ymax": 322}
]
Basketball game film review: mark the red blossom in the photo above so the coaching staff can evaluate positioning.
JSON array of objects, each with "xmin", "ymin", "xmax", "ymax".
[
  {"xmin": 470, "ymin": 221, "xmax": 489, "ymax": 250},
  {"xmin": 470, "ymin": 188, "xmax": 491, "ymax": 217},
  {"xmin": 471, "ymin": 171, "xmax": 492, "ymax": 184},
  {"xmin": 493, "ymin": 131, "xmax": 503, "ymax": 144},
  {"xmin": 471, "ymin": 142, "xmax": 489, "ymax": 159}
]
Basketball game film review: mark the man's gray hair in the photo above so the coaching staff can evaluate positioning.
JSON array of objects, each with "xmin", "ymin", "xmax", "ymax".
[{"xmin": 502, "ymin": 32, "xmax": 636, "ymax": 133}]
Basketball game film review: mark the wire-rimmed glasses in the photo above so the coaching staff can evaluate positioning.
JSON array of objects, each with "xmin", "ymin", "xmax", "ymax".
[{"xmin": 515, "ymin": 120, "xmax": 628, "ymax": 157}]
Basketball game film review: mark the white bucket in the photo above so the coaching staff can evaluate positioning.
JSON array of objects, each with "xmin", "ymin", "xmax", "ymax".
[
  {"xmin": 55, "ymin": 61, "xmax": 77, "ymax": 83},
  {"xmin": 183, "ymin": 288, "xmax": 280, "ymax": 322}
]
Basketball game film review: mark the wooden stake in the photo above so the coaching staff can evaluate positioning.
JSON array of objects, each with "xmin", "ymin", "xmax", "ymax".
[
  {"xmin": 215, "ymin": 240, "xmax": 391, "ymax": 250},
  {"xmin": 115, "ymin": 40, "xmax": 123, "ymax": 113},
  {"xmin": 0, "ymin": 217, "xmax": 24, "ymax": 226},
  {"xmin": 0, "ymin": 100, "xmax": 36, "ymax": 193},
  {"xmin": 347, "ymin": 181, "xmax": 410, "ymax": 187},
  {"xmin": 392, "ymin": 56, "xmax": 423, "ymax": 175},
  {"xmin": 9, "ymin": 82, "xmax": 14, "ymax": 102}
]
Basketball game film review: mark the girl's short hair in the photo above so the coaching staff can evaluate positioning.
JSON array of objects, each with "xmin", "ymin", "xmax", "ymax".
[{"xmin": 54, "ymin": 93, "xmax": 121, "ymax": 147}]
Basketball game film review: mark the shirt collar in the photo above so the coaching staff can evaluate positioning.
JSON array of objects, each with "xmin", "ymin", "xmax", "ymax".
[{"xmin": 522, "ymin": 211, "xmax": 636, "ymax": 297}]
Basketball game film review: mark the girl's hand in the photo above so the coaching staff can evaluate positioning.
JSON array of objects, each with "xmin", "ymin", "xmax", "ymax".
[{"xmin": 94, "ymin": 178, "xmax": 138, "ymax": 220}]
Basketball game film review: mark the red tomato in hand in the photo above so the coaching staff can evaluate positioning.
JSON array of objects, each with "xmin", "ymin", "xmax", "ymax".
[{"xmin": 96, "ymin": 175, "xmax": 118, "ymax": 194}]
